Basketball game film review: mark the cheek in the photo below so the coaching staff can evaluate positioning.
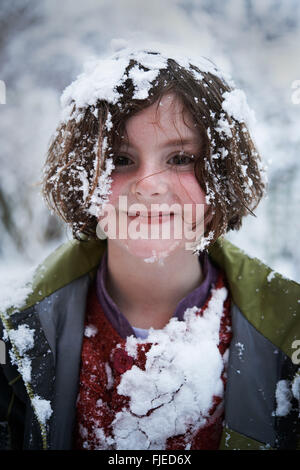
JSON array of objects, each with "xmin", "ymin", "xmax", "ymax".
[
  {"xmin": 176, "ymin": 173, "xmax": 210, "ymax": 226},
  {"xmin": 176, "ymin": 173, "xmax": 207, "ymax": 205},
  {"xmin": 107, "ymin": 174, "xmax": 127, "ymax": 206}
]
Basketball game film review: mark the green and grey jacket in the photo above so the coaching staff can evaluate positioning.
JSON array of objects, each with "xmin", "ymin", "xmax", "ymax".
[{"xmin": 0, "ymin": 238, "xmax": 299, "ymax": 450}]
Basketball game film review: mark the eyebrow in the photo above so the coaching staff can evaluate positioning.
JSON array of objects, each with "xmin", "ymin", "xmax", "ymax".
[
  {"xmin": 161, "ymin": 138, "xmax": 200, "ymax": 148},
  {"xmin": 119, "ymin": 137, "xmax": 201, "ymax": 149}
]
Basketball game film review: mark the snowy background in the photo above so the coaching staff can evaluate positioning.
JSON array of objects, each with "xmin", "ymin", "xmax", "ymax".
[{"xmin": 0, "ymin": 0, "xmax": 300, "ymax": 282}]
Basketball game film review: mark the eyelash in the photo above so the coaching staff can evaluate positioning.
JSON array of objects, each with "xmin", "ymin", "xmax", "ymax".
[{"xmin": 112, "ymin": 154, "xmax": 195, "ymax": 169}]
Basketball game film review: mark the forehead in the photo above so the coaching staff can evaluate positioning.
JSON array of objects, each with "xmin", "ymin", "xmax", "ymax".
[{"xmin": 122, "ymin": 93, "xmax": 199, "ymax": 146}]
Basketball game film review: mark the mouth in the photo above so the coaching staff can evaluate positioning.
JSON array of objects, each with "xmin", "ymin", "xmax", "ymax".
[{"xmin": 127, "ymin": 211, "xmax": 175, "ymax": 224}]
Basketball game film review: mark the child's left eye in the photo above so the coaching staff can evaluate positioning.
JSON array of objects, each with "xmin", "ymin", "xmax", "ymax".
[{"xmin": 168, "ymin": 154, "xmax": 195, "ymax": 166}]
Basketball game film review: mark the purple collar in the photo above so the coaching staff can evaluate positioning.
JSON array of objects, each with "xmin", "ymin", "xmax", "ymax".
[{"xmin": 95, "ymin": 250, "xmax": 220, "ymax": 339}]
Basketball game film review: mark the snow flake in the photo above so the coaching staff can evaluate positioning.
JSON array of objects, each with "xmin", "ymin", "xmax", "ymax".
[
  {"xmin": 128, "ymin": 66, "xmax": 160, "ymax": 100},
  {"xmin": 125, "ymin": 335, "xmax": 138, "ymax": 359},
  {"xmin": 267, "ymin": 271, "xmax": 276, "ymax": 283},
  {"xmin": 31, "ymin": 396, "xmax": 53, "ymax": 426},
  {"xmin": 77, "ymin": 166, "xmax": 90, "ymax": 203},
  {"xmin": 273, "ymin": 380, "xmax": 293, "ymax": 417},
  {"xmin": 0, "ymin": 267, "xmax": 34, "ymax": 318},
  {"xmin": 259, "ymin": 443, "xmax": 272, "ymax": 450},
  {"xmin": 88, "ymin": 157, "xmax": 115, "ymax": 218},
  {"xmin": 240, "ymin": 164, "xmax": 248, "ymax": 177},
  {"xmin": 193, "ymin": 231, "xmax": 215, "ymax": 253},
  {"xmin": 2, "ymin": 328, "xmax": 8, "ymax": 342},
  {"xmin": 215, "ymin": 114, "xmax": 233, "ymax": 139},
  {"xmin": 84, "ymin": 324, "xmax": 98, "ymax": 338},
  {"xmin": 235, "ymin": 342, "xmax": 245, "ymax": 360},
  {"xmin": 105, "ymin": 362, "xmax": 114, "ymax": 390},
  {"xmin": 221, "ymin": 89, "xmax": 256, "ymax": 131},
  {"xmin": 8, "ymin": 324, "xmax": 34, "ymax": 356},
  {"xmin": 292, "ymin": 375, "xmax": 300, "ymax": 414}
]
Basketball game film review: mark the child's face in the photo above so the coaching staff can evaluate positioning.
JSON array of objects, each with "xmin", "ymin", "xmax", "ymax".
[{"xmin": 98, "ymin": 93, "xmax": 210, "ymax": 261}]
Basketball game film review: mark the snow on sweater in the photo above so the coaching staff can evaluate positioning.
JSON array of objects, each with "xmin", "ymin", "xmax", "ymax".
[{"xmin": 74, "ymin": 272, "xmax": 232, "ymax": 450}]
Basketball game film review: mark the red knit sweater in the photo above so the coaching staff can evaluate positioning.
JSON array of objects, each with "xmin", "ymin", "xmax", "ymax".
[{"xmin": 74, "ymin": 273, "xmax": 232, "ymax": 450}]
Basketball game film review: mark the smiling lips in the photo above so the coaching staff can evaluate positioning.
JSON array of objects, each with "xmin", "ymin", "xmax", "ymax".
[{"xmin": 127, "ymin": 211, "xmax": 175, "ymax": 224}]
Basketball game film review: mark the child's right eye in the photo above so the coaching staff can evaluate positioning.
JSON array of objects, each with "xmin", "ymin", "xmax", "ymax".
[{"xmin": 112, "ymin": 156, "xmax": 133, "ymax": 167}]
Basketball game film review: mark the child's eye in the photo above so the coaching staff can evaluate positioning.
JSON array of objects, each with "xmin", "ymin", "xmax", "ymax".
[
  {"xmin": 112, "ymin": 153, "xmax": 195, "ymax": 170},
  {"xmin": 112, "ymin": 155, "xmax": 133, "ymax": 167},
  {"xmin": 168, "ymin": 154, "xmax": 195, "ymax": 166}
]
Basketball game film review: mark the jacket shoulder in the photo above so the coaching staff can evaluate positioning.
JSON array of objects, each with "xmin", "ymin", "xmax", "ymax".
[
  {"xmin": 209, "ymin": 238, "xmax": 300, "ymax": 359},
  {"xmin": 1, "ymin": 239, "xmax": 106, "ymax": 317}
]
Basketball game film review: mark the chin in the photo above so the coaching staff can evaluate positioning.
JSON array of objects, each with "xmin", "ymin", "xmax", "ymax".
[{"xmin": 115, "ymin": 238, "xmax": 184, "ymax": 262}]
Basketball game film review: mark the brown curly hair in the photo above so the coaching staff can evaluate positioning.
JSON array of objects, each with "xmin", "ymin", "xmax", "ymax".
[{"xmin": 42, "ymin": 52, "xmax": 266, "ymax": 249}]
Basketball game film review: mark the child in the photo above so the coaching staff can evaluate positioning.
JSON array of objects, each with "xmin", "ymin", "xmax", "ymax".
[{"xmin": 0, "ymin": 47, "xmax": 299, "ymax": 451}]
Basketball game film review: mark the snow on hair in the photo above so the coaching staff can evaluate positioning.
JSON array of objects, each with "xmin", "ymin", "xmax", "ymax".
[{"xmin": 42, "ymin": 48, "xmax": 266, "ymax": 246}]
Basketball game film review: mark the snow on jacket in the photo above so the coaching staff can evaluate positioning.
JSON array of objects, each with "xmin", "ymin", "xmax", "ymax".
[{"xmin": 0, "ymin": 237, "xmax": 299, "ymax": 450}]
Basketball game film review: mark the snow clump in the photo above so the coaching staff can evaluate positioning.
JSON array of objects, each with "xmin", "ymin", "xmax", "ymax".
[{"xmin": 110, "ymin": 284, "xmax": 228, "ymax": 449}]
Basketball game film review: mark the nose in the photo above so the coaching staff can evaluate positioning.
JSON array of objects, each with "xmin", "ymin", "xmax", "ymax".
[{"xmin": 130, "ymin": 169, "xmax": 169, "ymax": 200}]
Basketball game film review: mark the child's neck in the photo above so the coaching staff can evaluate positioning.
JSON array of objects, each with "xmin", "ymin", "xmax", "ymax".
[{"xmin": 106, "ymin": 242, "xmax": 203, "ymax": 329}]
